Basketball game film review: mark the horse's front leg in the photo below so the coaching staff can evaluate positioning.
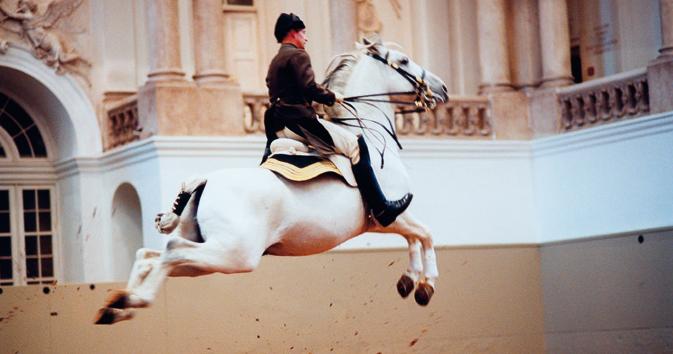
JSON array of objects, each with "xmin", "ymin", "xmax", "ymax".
[{"xmin": 377, "ymin": 212, "xmax": 439, "ymax": 306}]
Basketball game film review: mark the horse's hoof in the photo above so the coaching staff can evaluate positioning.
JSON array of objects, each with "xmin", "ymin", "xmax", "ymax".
[
  {"xmin": 93, "ymin": 307, "xmax": 134, "ymax": 325},
  {"xmin": 397, "ymin": 274, "xmax": 415, "ymax": 298},
  {"xmin": 414, "ymin": 282, "xmax": 434, "ymax": 306},
  {"xmin": 155, "ymin": 212, "xmax": 179, "ymax": 234},
  {"xmin": 104, "ymin": 289, "xmax": 129, "ymax": 309}
]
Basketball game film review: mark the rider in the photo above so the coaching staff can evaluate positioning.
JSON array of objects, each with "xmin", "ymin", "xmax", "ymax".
[{"xmin": 263, "ymin": 13, "xmax": 411, "ymax": 226}]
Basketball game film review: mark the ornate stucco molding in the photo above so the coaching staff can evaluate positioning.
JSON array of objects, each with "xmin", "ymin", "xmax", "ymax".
[
  {"xmin": 0, "ymin": 0, "xmax": 90, "ymax": 78},
  {"xmin": 355, "ymin": 0, "xmax": 382, "ymax": 36}
]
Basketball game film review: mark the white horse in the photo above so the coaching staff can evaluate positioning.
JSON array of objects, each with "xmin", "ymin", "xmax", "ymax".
[{"xmin": 95, "ymin": 38, "xmax": 449, "ymax": 325}]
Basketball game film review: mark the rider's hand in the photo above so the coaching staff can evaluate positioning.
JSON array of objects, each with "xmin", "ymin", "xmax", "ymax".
[{"xmin": 334, "ymin": 92, "xmax": 345, "ymax": 105}]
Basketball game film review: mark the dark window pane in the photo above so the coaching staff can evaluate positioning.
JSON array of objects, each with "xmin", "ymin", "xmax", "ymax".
[
  {"xmin": 39, "ymin": 235, "xmax": 52, "ymax": 255},
  {"xmin": 0, "ymin": 259, "xmax": 12, "ymax": 279},
  {"xmin": 26, "ymin": 126, "xmax": 47, "ymax": 157},
  {"xmin": 39, "ymin": 212, "xmax": 51, "ymax": 231},
  {"xmin": 0, "ymin": 212, "xmax": 9, "ymax": 233},
  {"xmin": 0, "ymin": 145, "xmax": 4, "ymax": 157},
  {"xmin": 23, "ymin": 212, "xmax": 36, "ymax": 232},
  {"xmin": 27, "ymin": 280, "xmax": 39, "ymax": 285},
  {"xmin": 1, "ymin": 115, "xmax": 22, "ymax": 137},
  {"xmin": 25, "ymin": 235, "xmax": 37, "ymax": 255},
  {"xmin": 23, "ymin": 190, "xmax": 35, "ymax": 210},
  {"xmin": 14, "ymin": 133, "xmax": 32, "ymax": 157},
  {"xmin": 26, "ymin": 258, "xmax": 38, "ymax": 278},
  {"xmin": 4, "ymin": 100, "xmax": 32, "ymax": 128},
  {"xmin": 227, "ymin": 0, "xmax": 253, "ymax": 5},
  {"xmin": 41, "ymin": 257, "xmax": 53, "ymax": 277},
  {"xmin": 0, "ymin": 190, "xmax": 8, "ymax": 210},
  {"xmin": 37, "ymin": 190, "xmax": 50, "ymax": 209},
  {"xmin": 0, "ymin": 237, "xmax": 11, "ymax": 256}
]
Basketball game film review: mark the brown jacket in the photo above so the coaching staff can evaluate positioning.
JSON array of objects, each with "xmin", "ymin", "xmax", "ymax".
[
  {"xmin": 266, "ymin": 43, "xmax": 336, "ymax": 107},
  {"xmin": 262, "ymin": 43, "xmax": 336, "ymax": 162}
]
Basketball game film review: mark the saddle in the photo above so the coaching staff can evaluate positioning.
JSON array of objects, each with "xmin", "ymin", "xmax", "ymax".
[{"xmin": 261, "ymin": 138, "xmax": 357, "ymax": 187}]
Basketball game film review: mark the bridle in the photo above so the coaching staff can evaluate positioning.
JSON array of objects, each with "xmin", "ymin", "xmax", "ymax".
[
  {"xmin": 331, "ymin": 47, "xmax": 440, "ymax": 167},
  {"xmin": 344, "ymin": 49, "xmax": 438, "ymax": 113}
]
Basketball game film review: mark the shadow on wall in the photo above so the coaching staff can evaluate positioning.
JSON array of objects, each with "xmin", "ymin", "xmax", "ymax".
[{"xmin": 110, "ymin": 183, "xmax": 143, "ymax": 281}]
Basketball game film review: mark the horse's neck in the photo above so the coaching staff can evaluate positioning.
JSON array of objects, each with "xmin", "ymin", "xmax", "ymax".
[{"xmin": 343, "ymin": 58, "xmax": 400, "ymax": 161}]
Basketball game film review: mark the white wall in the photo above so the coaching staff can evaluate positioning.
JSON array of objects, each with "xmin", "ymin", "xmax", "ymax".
[
  {"xmin": 533, "ymin": 112, "xmax": 673, "ymax": 242},
  {"xmin": 55, "ymin": 112, "xmax": 673, "ymax": 282}
]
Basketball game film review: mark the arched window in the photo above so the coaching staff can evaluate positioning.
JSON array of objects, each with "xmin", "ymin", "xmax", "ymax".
[
  {"xmin": 0, "ymin": 92, "xmax": 47, "ymax": 158},
  {"xmin": 0, "ymin": 93, "xmax": 56, "ymax": 286}
]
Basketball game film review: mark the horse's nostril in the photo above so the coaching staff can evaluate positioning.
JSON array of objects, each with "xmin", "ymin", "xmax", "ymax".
[{"xmin": 442, "ymin": 84, "xmax": 448, "ymax": 93}]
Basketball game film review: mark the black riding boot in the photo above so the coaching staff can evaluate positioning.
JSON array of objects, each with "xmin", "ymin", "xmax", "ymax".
[{"xmin": 351, "ymin": 136, "xmax": 413, "ymax": 226}]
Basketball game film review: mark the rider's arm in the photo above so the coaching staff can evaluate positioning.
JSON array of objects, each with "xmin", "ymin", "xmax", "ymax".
[{"xmin": 291, "ymin": 50, "xmax": 336, "ymax": 106}]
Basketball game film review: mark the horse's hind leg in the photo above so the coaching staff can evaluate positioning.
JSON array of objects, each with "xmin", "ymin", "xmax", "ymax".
[
  {"xmin": 95, "ymin": 235, "xmax": 264, "ymax": 325},
  {"xmin": 380, "ymin": 213, "xmax": 439, "ymax": 306},
  {"xmin": 155, "ymin": 177, "xmax": 207, "ymax": 235}
]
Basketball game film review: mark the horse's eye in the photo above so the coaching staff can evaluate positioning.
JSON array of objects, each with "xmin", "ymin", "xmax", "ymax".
[{"xmin": 399, "ymin": 57, "xmax": 409, "ymax": 65}]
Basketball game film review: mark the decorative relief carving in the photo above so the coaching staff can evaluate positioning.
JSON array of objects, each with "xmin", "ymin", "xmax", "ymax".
[
  {"xmin": 242, "ymin": 94, "xmax": 493, "ymax": 139},
  {"xmin": 0, "ymin": 0, "xmax": 90, "ymax": 77},
  {"xmin": 356, "ymin": 0, "xmax": 382, "ymax": 36},
  {"xmin": 106, "ymin": 95, "xmax": 141, "ymax": 150},
  {"xmin": 559, "ymin": 70, "xmax": 649, "ymax": 131}
]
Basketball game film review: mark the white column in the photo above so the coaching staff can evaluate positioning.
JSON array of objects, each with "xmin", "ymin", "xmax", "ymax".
[
  {"xmin": 538, "ymin": 0, "xmax": 573, "ymax": 87},
  {"xmin": 145, "ymin": 0, "xmax": 185, "ymax": 81},
  {"xmin": 192, "ymin": 0, "xmax": 230, "ymax": 85},
  {"xmin": 329, "ymin": 0, "xmax": 358, "ymax": 56},
  {"xmin": 476, "ymin": 0, "xmax": 513, "ymax": 93},
  {"xmin": 510, "ymin": 0, "xmax": 542, "ymax": 91},
  {"xmin": 659, "ymin": 0, "xmax": 673, "ymax": 57}
]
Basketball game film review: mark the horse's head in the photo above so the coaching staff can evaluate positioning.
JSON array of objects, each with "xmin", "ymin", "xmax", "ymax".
[{"xmin": 357, "ymin": 37, "xmax": 449, "ymax": 109}]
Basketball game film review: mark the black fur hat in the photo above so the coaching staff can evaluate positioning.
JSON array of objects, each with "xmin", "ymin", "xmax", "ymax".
[{"xmin": 274, "ymin": 13, "xmax": 305, "ymax": 43}]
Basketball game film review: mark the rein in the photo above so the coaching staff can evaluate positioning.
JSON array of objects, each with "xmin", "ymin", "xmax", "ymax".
[{"xmin": 331, "ymin": 49, "xmax": 437, "ymax": 167}]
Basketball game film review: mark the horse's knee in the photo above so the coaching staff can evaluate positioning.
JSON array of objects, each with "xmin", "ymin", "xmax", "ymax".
[{"xmin": 136, "ymin": 248, "xmax": 160, "ymax": 260}]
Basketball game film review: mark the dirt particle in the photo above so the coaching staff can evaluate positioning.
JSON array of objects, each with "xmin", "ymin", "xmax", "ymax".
[
  {"xmin": 329, "ymin": 302, "xmax": 333, "ymax": 307},
  {"xmin": 269, "ymin": 286, "xmax": 273, "ymax": 291},
  {"xmin": 354, "ymin": 331, "xmax": 359, "ymax": 336},
  {"xmin": 256, "ymin": 335, "xmax": 260, "ymax": 339},
  {"xmin": 388, "ymin": 260, "xmax": 395, "ymax": 267},
  {"xmin": 50, "ymin": 312, "xmax": 58, "ymax": 316},
  {"xmin": 290, "ymin": 346, "xmax": 294, "ymax": 350},
  {"xmin": 409, "ymin": 338, "xmax": 419, "ymax": 347},
  {"xmin": 255, "ymin": 318, "xmax": 260, "ymax": 322},
  {"xmin": 89, "ymin": 284, "xmax": 96, "ymax": 290}
]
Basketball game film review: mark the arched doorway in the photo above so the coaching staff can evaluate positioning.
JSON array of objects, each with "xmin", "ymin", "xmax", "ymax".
[{"xmin": 110, "ymin": 183, "xmax": 143, "ymax": 281}]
